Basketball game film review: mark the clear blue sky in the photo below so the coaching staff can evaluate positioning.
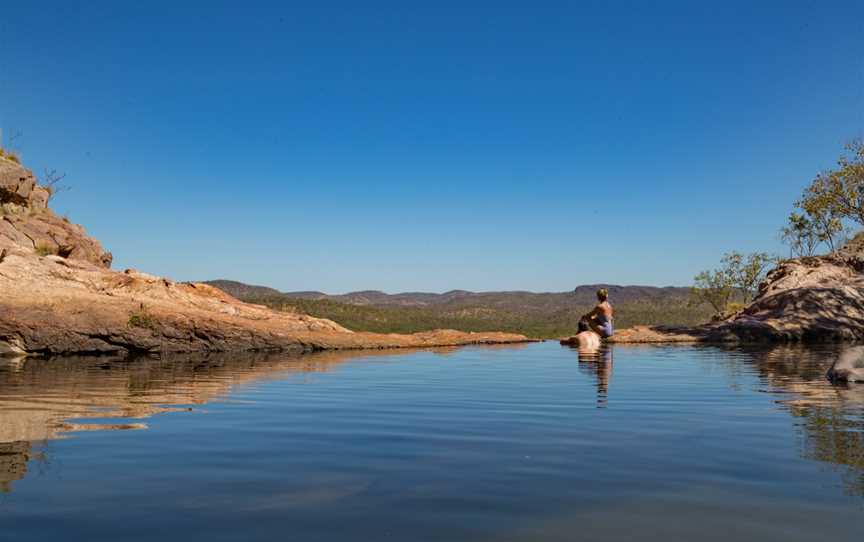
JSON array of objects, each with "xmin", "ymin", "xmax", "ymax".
[{"xmin": 2, "ymin": 1, "xmax": 862, "ymax": 293}]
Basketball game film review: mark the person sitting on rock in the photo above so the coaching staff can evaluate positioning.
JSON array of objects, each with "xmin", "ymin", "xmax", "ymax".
[
  {"xmin": 582, "ymin": 288, "xmax": 614, "ymax": 338},
  {"xmin": 571, "ymin": 319, "xmax": 601, "ymax": 350}
]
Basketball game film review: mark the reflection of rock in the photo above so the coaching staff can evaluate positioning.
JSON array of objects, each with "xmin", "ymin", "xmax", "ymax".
[
  {"xmin": 0, "ymin": 347, "xmax": 522, "ymax": 491},
  {"xmin": 735, "ymin": 346, "xmax": 864, "ymax": 496},
  {"xmin": 0, "ymin": 347, "xmax": 500, "ymax": 444},
  {"xmin": 0, "ymin": 441, "xmax": 32, "ymax": 493}
]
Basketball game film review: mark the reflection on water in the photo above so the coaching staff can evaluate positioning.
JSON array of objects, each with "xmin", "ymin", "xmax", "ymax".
[
  {"xmin": 0, "ymin": 442, "xmax": 33, "ymax": 493},
  {"xmin": 738, "ymin": 346, "xmax": 864, "ymax": 497},
  {"xmin": 1, "ymin": 343, "xmax": 863, "ymax": 540},
  {"xmin": 0, "ymin": 348, "xmax": 458, "ymax": 441},
  {"xmin": 565, "ymin": 344, "xmax": 864, "ymax": 497},
  {"xmin": 568, "ymin": 346, "xmax": 614, "ymax": 408},
  {"xmin": 0, "ymin": 348, "xmax": 458, "ymax": 492}
]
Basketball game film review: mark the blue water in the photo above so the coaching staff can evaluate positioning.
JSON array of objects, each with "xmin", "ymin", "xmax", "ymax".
[{"xmin": 1, "ymin": 343, "xmax": 863, "ymax": 541}]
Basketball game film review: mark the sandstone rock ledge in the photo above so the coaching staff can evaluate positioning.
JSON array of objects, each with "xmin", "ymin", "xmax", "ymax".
[
  {"xmin": 561, "ymin": 325, "xmax": 715, "ymax": 346},
  {"xmin": 0, "ymin": 158, "xmax": 531, "ymax": 358},
  {"xmin": 565, "ymin": 239, "xmax": 864, "ymax": 346},
  {"xmin": 0, "ymin": 252, "xmax": 531, "ymax": 357}
]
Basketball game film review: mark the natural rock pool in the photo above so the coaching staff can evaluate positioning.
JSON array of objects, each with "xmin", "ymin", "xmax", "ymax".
[{"xmin": 1, "ymin": 343, "xmax": 862, "ymax": 541}]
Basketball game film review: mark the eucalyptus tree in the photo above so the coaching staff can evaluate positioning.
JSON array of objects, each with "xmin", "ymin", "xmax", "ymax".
[{"xmin": 783, "ymin": 140, "xmax": 864, "ymax": 255}]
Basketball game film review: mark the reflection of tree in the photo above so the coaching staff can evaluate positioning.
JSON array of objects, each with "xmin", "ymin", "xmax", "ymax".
[
  {"xmin": 795, "ymin": 402, "xmax": 864, "ymax": 497},
  {"xmin": 731, "ymin": 345, "xmax": 864, "ymax": 497}
]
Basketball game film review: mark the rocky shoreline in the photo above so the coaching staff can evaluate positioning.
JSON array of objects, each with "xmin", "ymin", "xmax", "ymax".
[
  {"xmin": 6, "ymin": 155, "xmax": 864, "ymax": 359},
  {"xmin": 0, "ymin": 252, "xmax": 533, "ymax": 357},
  {"xmin": 563, "ymin": 238, "xmax": 864, "ymax": 346},
  {"xmin": 1, "ymin": 158, "xmax": 531, "ymax": 358}
]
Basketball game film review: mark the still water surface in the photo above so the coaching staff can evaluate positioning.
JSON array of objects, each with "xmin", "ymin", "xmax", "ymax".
[{"xmin": 1, "ymin": 343, "xmax": 863, "ymax": 541}]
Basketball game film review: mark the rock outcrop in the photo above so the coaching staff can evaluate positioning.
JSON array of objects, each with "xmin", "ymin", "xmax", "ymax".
[
  {"xmin": 0, "ymin": 158, "xmax": 530, "ymax": 358},
  {"xmin": 1, "ymin": 159, "xmax": 112, "ymax": 268},
  {"xmin": 599, "ymin": 235, "xmax": 864, "ymax": 345},
  {"xmin": 716, "ymin": 253, "xmax": 864, "ymax": 342},
  {"xmin": 828, "ymin": 346, "xmax": 864, "ymax": 382},
  {"xmin": 0, "ymin": 159, "xmax": 45, "ymax": 209}
]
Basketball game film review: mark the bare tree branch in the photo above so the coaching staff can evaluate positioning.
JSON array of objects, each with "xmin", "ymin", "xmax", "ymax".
[{"xmin": 43, "ymin": 168, "xmax": 71, "ymax": 201}]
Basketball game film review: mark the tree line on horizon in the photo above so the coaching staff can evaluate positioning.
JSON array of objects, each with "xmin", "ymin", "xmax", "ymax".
[
  {"xmin": 691, "ymin": 140, "xmax": 864, "ymax": 319},
  {"xmin": 9, "ymin": 124, "xmax": 862, "ymax": 333},
  {"xmin": 248, "ymin": 294, "xmax": 714, "ymax": 339},
  {"xmin": 250, "ymin": 140, "xmax": 864, "ymax": 335}
]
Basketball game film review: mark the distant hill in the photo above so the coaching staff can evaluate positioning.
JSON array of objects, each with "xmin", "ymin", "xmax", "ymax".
[
  {"xmin": 205, "ymin": 280, "xmax": 282, "ymax": 299},
  {"xmin": 204, "ymin": 280, "xmax": 709, "ymax": 338},
  {"xmin": 209, "ymin": 282, "xmax": 693, "ymax": 308}
]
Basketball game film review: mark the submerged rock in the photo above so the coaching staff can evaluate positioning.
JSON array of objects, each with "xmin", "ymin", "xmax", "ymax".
[{"xmin": 828, "ymin": 346, "xmax": 864, "ymax": 382}]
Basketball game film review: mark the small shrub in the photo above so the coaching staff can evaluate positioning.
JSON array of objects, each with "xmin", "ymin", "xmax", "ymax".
[
  {"xmin": 724, "ymin": 302, "xmax": 747, "ymax": 317},
  {"xmin": 726, "ymin": 301, "xmax": 746, "ymax": 312},
  {"xmin": 0, "ymin": 147, "xmax": 20, "ymax": 163},
  {"xmin": 34, "ymin": 242, "xmax": 56, "ymax": 257},
  {"xmin": 128, "ymin": 305, "xmax": 159, "ymax": 330},
  {"xmin": 0, "ymin": 203, "xmax": 24, "ymax": 216}
]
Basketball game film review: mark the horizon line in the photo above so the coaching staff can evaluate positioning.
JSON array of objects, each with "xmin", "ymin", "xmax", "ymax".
[{"xmin": 205, "ymin": 279, "xmax": 693, "ymax": 296}]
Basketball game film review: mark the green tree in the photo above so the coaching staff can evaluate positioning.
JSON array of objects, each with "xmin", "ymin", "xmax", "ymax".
[
  {"xmin": 780, "ymin": 212, "xmax": 820, "ymax": 257},
  {"xmin": 798, "ymin": 175, "xmax": 846, "ymax": 253},
  {"xmin": 722, "ymin": 251, "xmax": 774, "ymax": 304},
  {"xmin": 781, "ymin": 140, "xmax": 861, "ymax": 257},
  {"xmin": 822, "ymin": 140, "xmax": 864, "ymax": 227},
  {"xmin": 691, "ymin": 251, "xmax": 775, "ymax": 316},
  {"xmin": 690, "ymin": 269, "xmax": 733, "ymax": 316}
]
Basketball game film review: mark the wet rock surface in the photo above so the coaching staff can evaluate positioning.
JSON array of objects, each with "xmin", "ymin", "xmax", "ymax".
[{"xmin": 828, "ymin": 346, "xmax": 864, "ymax": 382}]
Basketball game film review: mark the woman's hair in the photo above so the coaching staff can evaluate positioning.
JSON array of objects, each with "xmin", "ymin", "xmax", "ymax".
[
  {"xmin": 578, "ymin": 320, "xmax": 590, "ymax": 332},
  {"xmin": 597, "ymin": 288, "xmax": 608, "ymax": 301}
]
